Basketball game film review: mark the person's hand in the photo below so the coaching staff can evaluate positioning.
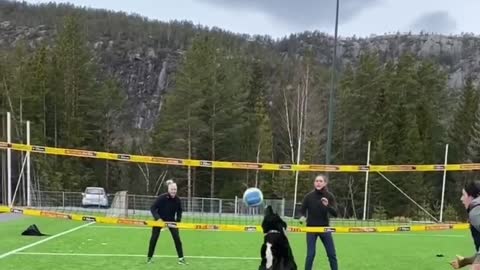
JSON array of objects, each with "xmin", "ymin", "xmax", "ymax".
[
  {"xmin": 449, "ymin": 255, "xmax": 465, "ymax": 269},
  {"xmin": 299, "ymin": 216, "xmax": 306, "ymax": 224},
  {"xmin": 449, "ymin": 255, "xmax": 461, "ymax": 269},
  {"xmin": 155, "ymin": 219, "xmax": 168, "ymax": 231},
  {"xmin": 321, "ymin": 197, "xmax": 329, "ymax": 206}
]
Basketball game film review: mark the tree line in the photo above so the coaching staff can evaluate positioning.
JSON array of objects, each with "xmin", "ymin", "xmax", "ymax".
[{"xmin": 1, "ymin": 8, "xmax": 479, "ymax": 220}]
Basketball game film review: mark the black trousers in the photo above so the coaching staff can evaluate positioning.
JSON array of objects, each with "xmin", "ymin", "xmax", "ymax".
[
  {"xmin": 147, "ymin": 226, "xmax": 184, "ymax": 258},
  {"xmin": 305, "ymin": 232, "xmax": 337, "ymax": 270}
]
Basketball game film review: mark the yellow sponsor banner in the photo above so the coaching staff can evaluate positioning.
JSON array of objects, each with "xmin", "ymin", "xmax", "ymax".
[
  {"xmin": 0, "ymin": 206, "xmax": 469, "ymax": 234},
  {"xmin": 3, "ymin": 142, "xmax": 480, "ymax": 172}
]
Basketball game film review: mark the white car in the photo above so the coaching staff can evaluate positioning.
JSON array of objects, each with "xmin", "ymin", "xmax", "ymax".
[{"xmin": 81, "ymin": 187, "xmax": 108, "ymax": 208}]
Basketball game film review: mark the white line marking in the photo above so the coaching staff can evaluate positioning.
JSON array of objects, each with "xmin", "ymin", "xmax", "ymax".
[
  {"xmin": 0, "ymin": 222, "xmax": 94, "ymax": 259},
  {"xmin": 15, "ymin": 252, "xmax": 259, "ymax": 260}
]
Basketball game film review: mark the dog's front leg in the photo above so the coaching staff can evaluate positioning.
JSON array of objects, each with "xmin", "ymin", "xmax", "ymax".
[
  {"xmin": 258, "ymin": 243, "xmax": 267, "ymax": 270},
  {"xmin": 265, "ymin": 243, "xmax": 274, "ymax": 269}
]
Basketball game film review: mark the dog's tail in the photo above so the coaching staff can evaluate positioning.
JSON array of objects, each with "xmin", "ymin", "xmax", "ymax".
[{"xmin": 265, "ymin": 242, "xmax": 273, "ymax": 269}]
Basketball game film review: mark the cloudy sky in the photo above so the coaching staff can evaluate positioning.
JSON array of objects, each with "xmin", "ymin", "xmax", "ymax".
[{"xmin": 25, "ymin": 0, "xmax": 478, "ymax": 39}]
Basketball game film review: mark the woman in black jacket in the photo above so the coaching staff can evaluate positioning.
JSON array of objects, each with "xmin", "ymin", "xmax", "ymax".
[
  {"xmin": 147, "ymin": 179, "xmax": 187, "ymax": 265},
  {"xmin": 299, "ymin": 174, "xmax": 338, "ymax": 270}
]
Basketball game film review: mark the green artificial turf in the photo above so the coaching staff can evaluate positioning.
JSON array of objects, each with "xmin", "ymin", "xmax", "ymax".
[{"xmin": 0, "ymin": 216, "xmax": 474, "ymax": 270}]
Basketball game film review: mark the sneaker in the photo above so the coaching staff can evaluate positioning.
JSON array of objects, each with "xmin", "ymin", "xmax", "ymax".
[
  {"xmin": 147, "ymin": 257, "xmax": 153, "ymax": 264},
  {"xmin": 178, "ymin": 257, "xmax": 188, "ymax": 265}
]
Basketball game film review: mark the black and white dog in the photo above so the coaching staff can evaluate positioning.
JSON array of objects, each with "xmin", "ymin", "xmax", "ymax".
[{"xmin": 258, "ymin": 205, "xmax": 297, "ymax": 270}]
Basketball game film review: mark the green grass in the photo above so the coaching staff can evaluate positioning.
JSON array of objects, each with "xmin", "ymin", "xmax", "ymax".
[{"xmin": 0, "ymin": 215, "xmax": 474, "ymax": 270}]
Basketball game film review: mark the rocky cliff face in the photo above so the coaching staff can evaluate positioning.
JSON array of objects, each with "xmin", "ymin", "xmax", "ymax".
[
  {"xmin": 86, "ymin": 32, "xmax": 183, "ymax": 136},
  {"xmin": 0, "ymin": 20, "xmax": 183, "ymax": 145},
  {"xmin": 277, "ymin": 32, "xmax": 480, "ymax": 89},
  {"xmin": 346, "ymin": 34, "xmax": 480, "ymax": 89}
]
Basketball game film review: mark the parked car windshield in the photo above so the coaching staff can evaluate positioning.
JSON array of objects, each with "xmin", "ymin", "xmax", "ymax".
[{"xmin": 86, "ymin": 188, "xmax": 104, "ymax": 194}]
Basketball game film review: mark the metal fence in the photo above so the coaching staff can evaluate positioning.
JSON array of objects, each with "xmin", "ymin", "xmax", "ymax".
[
  {"xmin": 29, "ymin": 190, "xmax": 287, "ymax": 218},
  {"xmin": 20, "ymin": 190, "xmax": 440, "ymax": 226}
]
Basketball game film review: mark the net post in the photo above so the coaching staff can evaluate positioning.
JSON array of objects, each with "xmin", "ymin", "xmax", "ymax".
[
  {"xmin": 439, "ymin": 144, "xmax": 449, "ymax": 223},
  {"xmin": 362, "ymin": 141, "xmax": 371, "ymax": 220},
  {"xmin": 132, "ymin": 193, "xmax": 135, "ymax": 216},
  {"xmin": 219, "ymin": 199, "xmax": 222, "ymax": 215},
  {"xmin": 234, "ymin": 196, "xmax": 238, "ymax": 216},
  {"xmin": 7, "ymin": 112, "xmax": 11, "ymax": 207},
  {"xmin": 125, "ymin": 191, "xmax": 129, "ymax": 218},
  {"xmin": 11, "ymin": 155, "xmax": 27, "ymax": 206},
  {"xmin": 26, "ymin": 120, "xmax": 31, "ymax": 207},
  {"xmin": 292, "ymin": 171, "xmax": 300, "ymax": 218},
  {"xmin": 187, "ymin": 165, "xmax": 192, "ymax": 213}
]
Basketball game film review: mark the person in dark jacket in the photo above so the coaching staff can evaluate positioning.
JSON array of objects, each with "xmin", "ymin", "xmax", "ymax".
[
  {"xmin": 147, "ymin": 179, "xmax": 187, "ymax": 265},
  {"xmin": 299, "ymin": 174, "xmax": 338, "ymax": 270},
  {"xmin": 450, "ymin": 180, "xmax": 480, "ymax": 269}
]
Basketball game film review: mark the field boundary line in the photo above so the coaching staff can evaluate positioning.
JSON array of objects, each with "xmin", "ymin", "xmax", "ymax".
[
  {"xmin": 15, "ymin": 251, "xmax": 259, "ymax": 260},
  {"xmin": 0, "ymin": 222, "xmax": 94, "ymax": 259}
]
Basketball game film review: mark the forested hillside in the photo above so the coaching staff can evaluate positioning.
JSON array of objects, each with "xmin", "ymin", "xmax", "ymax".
[{"xmin": 1, "ymin": 0, "xmax": 480, "ymax": 220}]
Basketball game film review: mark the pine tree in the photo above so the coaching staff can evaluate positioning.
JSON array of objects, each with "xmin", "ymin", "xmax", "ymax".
[
  {"xmin": 199, "ymin": 46, "xmax": 251, "ymax": 199},
  {"xmin": 335, "ymin": 52, "xmax": 385, "ymax": 164},
  {"xmin": 415, "ymin": 61, "xmax": 448, "ymax": 162},
  {"xmin": 52, "ymin": 15, "xmax": 97, "ymax": 148},
  {"xmin": 366, "ymin": 54, "xmax": 436, "ymax": 217},
  {"xmin": 333, "ymin": 53, "xmax": 387, "ymax": 217},
  {"xmin": 448, "ymin": 77, "xmax": 480, "ymax": 162},
  {"xmin": 27, "ymin": 15, "xmax": 124, "ymax": 190},
  {"xmin": 151, "ymin": 35, "xmax": 212, "ymax": 202},
  {"xmin": 27, "ymin": 46, "xmax": 50, "ymax": 144},
  {"xmin": 467, "ymin": 106, "xmax": 480, "ymax": 162},
  {"xmin": 241, "ymin": 59, "xmax": 273, "ymax": 188}
]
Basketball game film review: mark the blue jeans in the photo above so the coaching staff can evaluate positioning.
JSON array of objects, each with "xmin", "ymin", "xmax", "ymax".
[{"xmin": 305, "ymin": 232, "xmax": 338, "ymax": 270}]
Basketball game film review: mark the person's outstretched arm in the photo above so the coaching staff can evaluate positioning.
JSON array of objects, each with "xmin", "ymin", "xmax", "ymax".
[
  {"xmin": 450, "ymin": 206, "xmax": 480, "ymax": 268},
  {"xmin": 450, "ymin": 255, "xmax": 475, "ymax": 268}
]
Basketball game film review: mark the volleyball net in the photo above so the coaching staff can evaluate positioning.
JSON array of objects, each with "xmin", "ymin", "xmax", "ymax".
[{"xmin": 0, "ymin": 138, "xmax": 474, "ymax": 233}]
